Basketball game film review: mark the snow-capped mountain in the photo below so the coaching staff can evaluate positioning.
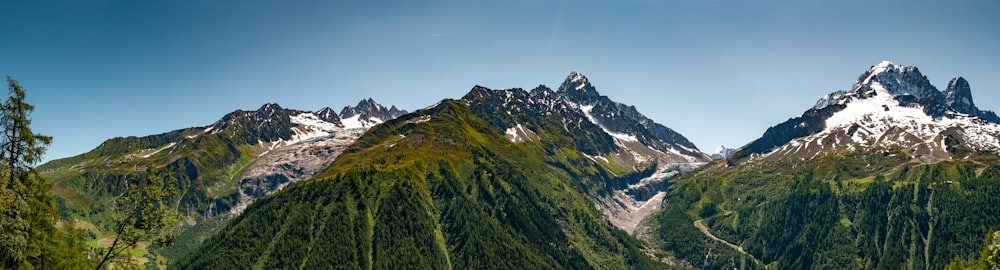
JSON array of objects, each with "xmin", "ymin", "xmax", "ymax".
[
  {"xmin": 710, "ymin": 145, "xmax": 735, "ymax": 159},
  {"xmin": 340, "ymin": 98, "xmax": 408, "ymax": 129},
  {"xmin": 200, "ymin": 99, "xmax": 405, "ymax": 153},
  {"xmin": 732, "ymin": 61, "xmax": 1000, "ymax": 163},
  {"xmin": 461, "ymin": 71, "xmax": 709, "ymax": 234}
]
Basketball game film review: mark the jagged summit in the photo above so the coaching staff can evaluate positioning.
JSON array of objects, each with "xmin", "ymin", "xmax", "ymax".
[
  {"xmin": 255, "ymin": 103, "xmax": 290, "ymax": 118},
  {"xmin": 339, "ymin": 98, "xmax": 409, "ymax": 129},
  {"xmin": 315, "ymin": 107, "xmax": 341, "ymax": 125},
  {"xmin": 463, "ymin": 72, "xmax": 709, "ymax": 165},
  {"xmin": 567, "ymin": 71, "xmax": 589, "ymax": 87},
  {"xmin": 340, "ymin": 98, "xmax": 375, "ymax": 118},
  {"xmin": 736, "ymin": 61, "xmax": 1000, "ymax": 163},
  {"xmin": 350, "ymin": 98, "xmax": 407, "ymax": 119},
  {"xmin": 945, "ymin": 77, "xmax": 975, "ymax": 114},
  {"xmin": 813, "ymin": 61, "xmax": 996, "ymax": 121},
  {"xmin": 559, "ymin": 71, "xmax": 591, "ymax": 90},
  {"xmin": 859, "ymin": 60, "xmax": 939, "ymax": 100},
  {"xmin": 557, "ymin": 71, "xmax": 601, "ymax": 103},
  {"xmin": 814, "ymin": 61, "xmax": 940, "ymax": 111}
]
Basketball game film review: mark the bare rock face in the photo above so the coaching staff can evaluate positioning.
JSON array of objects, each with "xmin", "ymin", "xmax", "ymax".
[
  {"xmin": 595, "ymin": 163, "xmax": 703, "ymax": 234},
  {"xmin": 227, "ymin": 100, "xmax": 405, "ymax": 216},
  {"xmin": 340, "ymin": 98, "xmax": 408, "ymax": 122},
  {"xmin": 231, "ymin": 129, "xmax": 366, "ymax": 215}
]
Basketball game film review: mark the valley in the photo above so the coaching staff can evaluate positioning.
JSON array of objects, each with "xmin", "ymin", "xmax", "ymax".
[{"xmin": 31, "ymin": 63, "xmax": 1000, "ymax": 269}]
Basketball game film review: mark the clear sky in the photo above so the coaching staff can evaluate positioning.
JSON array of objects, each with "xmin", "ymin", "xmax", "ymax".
[{"xmin": 2, "ymin": 0, "xmax": 999, "ymax": 162}]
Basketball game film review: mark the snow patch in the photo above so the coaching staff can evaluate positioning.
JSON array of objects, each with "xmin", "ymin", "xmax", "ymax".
[
  {"xmin": 341, "ymin": 115, "xmax": 383, "ymax": 130},
  {"xmin": 583, "ymin": 153, "xmax": 609, "ymax": 164},
  {"xmin": 579, "ymin": 104, "xmax": 638, "ymax": 142},
  {"xmin": 140, "ymin": 142, "xmax": 177, "ymax": 158},
  {"xmin": 289, "ymin": 112, "xmax": 343, "ymax": 144},
  {"xmin": 504, "ymin": 124, "xmax": 536, "ymax": 143},
  {"xmin": 406, "ymin": 115, "xmax": 431, "ymax": 124}
]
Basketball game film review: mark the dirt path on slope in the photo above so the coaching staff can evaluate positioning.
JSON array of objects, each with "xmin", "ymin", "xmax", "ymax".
[{"xmin": 694, "ymin": 219, "xmax": 764, "ymax": 267}]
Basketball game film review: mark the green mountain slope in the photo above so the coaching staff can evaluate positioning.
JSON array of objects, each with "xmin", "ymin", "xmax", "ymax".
[
  {"xmin": 38, "ymin": 101, "xmax": 404, "ymax": 265},
  {"xmin": 653, "ymin": 149, "xmax": 1000, "ymax": 269},
  {"xmin": 176, "ymin": 100, "xmax": 663, "ymax": 269},
  {"xmin": 40, "ymin": 124, "xmax": 249, "ymax": 226}
]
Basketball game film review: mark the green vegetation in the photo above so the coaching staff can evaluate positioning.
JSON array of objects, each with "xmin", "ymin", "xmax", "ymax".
[
  {"xmin": 944, "ymin": 230, "xmax": 1000, "ymax": 269},
  {"xmin": 1, "ymin": 76, "xmax": 93, "ymax": 269},
  {"xmin": 148, "ymin": 216, "xmax": 226, "ymax": 263},
  {"xmin": 654, "ymin": 145, "xmax": 1000, "ymax": 269},
  {"xmin": 0, "ymin": 76, "xmax": 184, "ymax": 270},
  {"xmin": 38, "ymin": 103, "xmax": 263, "ymax": 222},
  {"xmin": 95, "ymin": 172, "xmax": 183, "ymax": 269},
  {"xmin": 38, "ymin": 112, "xmax": 260, "ymax": 266},
  {"xmin": 177, "ymin": 100, "xmax": 662, "ymax": 269}
]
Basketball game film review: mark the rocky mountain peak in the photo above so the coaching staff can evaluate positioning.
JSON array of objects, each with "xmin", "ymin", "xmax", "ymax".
[
  {"xmin": 341, "ymin": 98, "xmax": 387, "ymax": 118},
  {"xmin": 258, "ymin": 103, "xmax": 286, "ymax": 115},
  {"xmin": 814, "ymin": 61, "xmax": 950, "ymax": 112},
  {"xmin": 558, "ymin": 71, "xmax": 601, "ymax": 103},
  {"xmin": 388, "ymin": 105, "xmax": 403, "ymax": 115},
  {"xmin": 464, "ymin": 72, "xmax": 709, "ymax": 164},
  {"xmin": 209, "ymin": 103, "xmax": 295, "ymax": 145},
  {"xmin": 341, "ymin": 98, "xmax": 375, "ymax": 118},
  {"xmin": 357, "ymin": 97, "xmax": 379, "ymax": 109},
  {"xmin": 339, "ymin": 106, "xmax": 356, "ymax": 119},
  {"xmin": 315, "ymin": 107, "xmax": 342, "ymax": 125},
  {"xmin": 853, "ymin": 61, "xmax": 940, "ymax": 100},
  {"xmin": 568, "ymin": 71, "xmax": 588, "ymax": 85},
  {"xmin": 944, "ymin": 77, "xmax": 976, "ymax": 115},
  {"xmin": 339, "ymin": 98, "xmax": 409, "ymax": 129}
]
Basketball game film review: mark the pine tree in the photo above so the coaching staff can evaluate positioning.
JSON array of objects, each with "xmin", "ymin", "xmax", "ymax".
[
  {"xmin": 95, "ymin": 172, "xmax": 182, "ymax": 269},
  {"xmin": 978, "ymin": 230, "xmax": 1000, "ymax": 270},
  {"xmin": 0, "ymin": 76, "xmax": 91, "ymax": 269},
  {"xmin": 1, "ymin": 76, "xmax": 54, "ymax": 268}
]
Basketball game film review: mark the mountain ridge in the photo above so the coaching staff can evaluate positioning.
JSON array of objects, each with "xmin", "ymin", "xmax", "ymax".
[
  {"xmin": 178, "ymin": 98, "xmax": 665, "ymax": 269},
  {"xmin": 460, "ymin": 72, "xmax": 709, "ymax": 234},
  {"xmin": 39, "ymin": 98, "xmax": 407, "ymax": 262},
  {"xmin": 731, "ymin": 60, "xmax": 1000, "ymax": 163},
  {"xmin": 177, "ymin": 72, "xmax": 715, "ymax": 268}
]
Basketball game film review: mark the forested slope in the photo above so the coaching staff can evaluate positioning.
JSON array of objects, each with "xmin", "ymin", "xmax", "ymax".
[{"xmin": 177, "ymin": 100, "xmax": 664, "ymax": 269}]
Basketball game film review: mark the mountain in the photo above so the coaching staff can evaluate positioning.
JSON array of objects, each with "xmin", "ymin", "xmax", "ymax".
[
  {"xmin": 649, "ymin": 61, "xmax": 1000, "ymax": 269},
  {"xmin": 558, "ymin": 72, "xmax": 708, "ymax": 162},
  {"xmin": 177, "ymin": 72, "xmax": 708, "ymax": 269},
  {"xmin": 710, "ymin": 145, "xmax": 735, "ymax": 159},
  {"xmin": 731, "ymin": 60, "xmax": 1000, "ymax": 163},
  {"xmin": 178, "ymin": 100, "xmax": 661, "ymax": 269},
  {"xmin": 38, "ymin": 98, "xmax": 406, "ymax": 260},
  {"xmin": 340, "ymin": 98, "xmax": 408, "ymax": 129},
  {"xmin": 462, "ymin": 72, "xmax": 709, "ymax": 234}
]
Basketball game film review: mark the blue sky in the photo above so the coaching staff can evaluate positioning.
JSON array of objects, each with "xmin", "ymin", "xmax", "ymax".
[{"xmin": 2, "ymin": 0, "xmax": 999, "ymax": 162}]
